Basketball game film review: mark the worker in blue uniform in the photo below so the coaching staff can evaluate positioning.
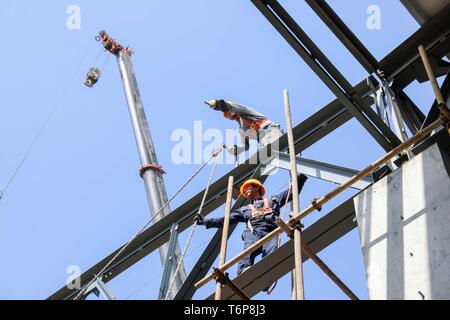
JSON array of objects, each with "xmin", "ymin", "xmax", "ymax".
[{"xmin": 195, "ymin": 174, "xmax": 308, "ymax": 279}]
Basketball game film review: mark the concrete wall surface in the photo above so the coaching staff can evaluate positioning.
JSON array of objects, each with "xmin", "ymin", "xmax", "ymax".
[{"xmin": 354, "ymin": 143, "xmax": 450, "ymax": 300}]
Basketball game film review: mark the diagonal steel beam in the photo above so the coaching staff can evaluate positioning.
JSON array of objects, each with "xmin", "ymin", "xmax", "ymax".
[
  {"xmin": 304, "ymin": 0, "xmax": 380, "ymax": 74},
  {"xmin": 252, "ymin": 0, "xmax": 402, "ymax": 152}
]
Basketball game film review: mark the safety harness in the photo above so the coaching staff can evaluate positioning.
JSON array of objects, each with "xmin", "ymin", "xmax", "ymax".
[{"xmin": 247, "ymin": 198, "xmax": 274, "ymax": 233}]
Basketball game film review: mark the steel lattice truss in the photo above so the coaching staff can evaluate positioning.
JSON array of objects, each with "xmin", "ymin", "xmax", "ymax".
[{"xmin": 48, "ymin": 1, "xmax": 450, "ymax": 300}]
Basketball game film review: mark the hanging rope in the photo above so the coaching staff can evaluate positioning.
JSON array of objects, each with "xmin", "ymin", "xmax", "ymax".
[
  {"xmin": 164, "ymin": 148, "xmax": 223, "ymax": 299},
  {"xmin": 93, "ymin": 46, "xmax": 105, "ymax": 67},
  {"xmin": 100, "ymin": 52, "xmax": 112, "ymax": 73},
  {"xmin": 0, "ymin": 40, "xmax": 97, "ymax": 205},
  {"xmin": 73, "ymin": 150, "xmax": 223, "ymax": 300}
]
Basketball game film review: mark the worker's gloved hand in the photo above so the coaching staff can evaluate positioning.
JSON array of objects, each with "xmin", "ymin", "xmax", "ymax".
[
  {"xmin": 212, "ymin": 144, "xmax": 225, "ymax": 157},
  {"xmin": 204, "ymin": 100, "xmax": 217, "ymax": 108},
  {"xmin": 194, "ymin": 214, "xmax": 204, "ymax": 225},
  {"xmin": 226, "ymin": 145, "xmax": 237, "ymax": 156},
  {"xmin": 226, "ymin": 145, "xmax": 244, "ymax": 156}
]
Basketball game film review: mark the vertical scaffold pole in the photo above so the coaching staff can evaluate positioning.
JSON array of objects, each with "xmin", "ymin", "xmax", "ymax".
[
  {"xmin": 283, "ymin": 89, "xmax": 305, "ymax": 300},
  {"xmin": 215, "ymin": 176, "xmax": 234, "ymax": 300},
  {"xmin": 418, "ymin": 45, "xmax": 450, "ymax": 132}
]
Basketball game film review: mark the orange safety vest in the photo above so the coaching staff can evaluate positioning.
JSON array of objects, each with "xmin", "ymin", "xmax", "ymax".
[{"xmin": 247, "ymin": 198, "xmax": 274, "ymax": 233}]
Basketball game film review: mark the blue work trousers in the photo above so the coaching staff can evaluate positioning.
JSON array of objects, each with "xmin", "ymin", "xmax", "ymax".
[{"xmin": 237, "ymin": 228, "xmax": 278, "ymax": 275}]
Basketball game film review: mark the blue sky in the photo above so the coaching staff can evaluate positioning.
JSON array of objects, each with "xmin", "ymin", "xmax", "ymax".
[{"xmin": 0, "ymin": 0, "xmax": 439, "ymax": 300}]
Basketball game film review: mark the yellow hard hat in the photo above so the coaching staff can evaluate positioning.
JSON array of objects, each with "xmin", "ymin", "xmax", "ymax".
[{"xmin": 240, "ymin": 179, "xmax": 265, "ymax": 197}]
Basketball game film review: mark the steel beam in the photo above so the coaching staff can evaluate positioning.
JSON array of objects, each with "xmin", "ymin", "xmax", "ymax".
[
  {"xmin": 400, "ymin": 0, "xmax": 450, "ymax": 26},
  {"xmin": 263, "ymin": 153, "xmax": 373, "ymax": 190},
  {"xmin": 251, "ymin": 0, "xmax": 402, "ymax": 152},
  {"xmin": 304, "ymin": 0, "xmax": 380, "ymax": 74}
]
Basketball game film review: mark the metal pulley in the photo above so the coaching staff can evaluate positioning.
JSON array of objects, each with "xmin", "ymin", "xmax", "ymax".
[{"xmin": 84, "ymin": 67, "xmax": 101, "ymax": 87}]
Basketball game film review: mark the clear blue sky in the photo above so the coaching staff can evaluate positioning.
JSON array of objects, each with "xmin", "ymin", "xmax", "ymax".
[{"xmin": 0, "ymin": 0, "xmax": 438, "ymax": 300}]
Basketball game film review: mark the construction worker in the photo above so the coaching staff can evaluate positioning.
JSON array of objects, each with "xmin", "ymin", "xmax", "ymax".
[
  {"xmin": 194, "ymin": 174, "xmax": 308, "ymax": 283},
  {"xmin": 204, "ymin": 100, "xmax": 282, "ymax": 156}
]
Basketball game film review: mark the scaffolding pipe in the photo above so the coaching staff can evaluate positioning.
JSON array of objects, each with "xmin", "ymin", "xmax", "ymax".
[
  {"xmin": 215, "ymin": 176, "xmax": 234, "ymax": 300},
  {"xmin": 195, "ymin": 116, "xmax": 446, "ymax": 289},
  {"xmin": 301, "ymin": 242, "xmax": 359, "ymax": 300},
  {"xmin": 418, "ymin": 45, "xmax": 445, "ymax": 106},
  {"xmin": 276, "ymin": 219, "xmax": 358, "ymax": 300},
  {"xmin": 213, "ymin": 268, "xmax": 250, "ymax": 300},
  {"xmin": 418, "ymin": 45, "xmax": 450, "ymax": 126},
  {"xmin": 283, "ymin": 89, "xmax": 305, "ymax": 300}
]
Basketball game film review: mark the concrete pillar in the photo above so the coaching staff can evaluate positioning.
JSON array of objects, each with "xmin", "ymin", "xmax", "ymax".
[{"xmin": 354, "ymin": 143, "xmax": 450, "ymax": 299}]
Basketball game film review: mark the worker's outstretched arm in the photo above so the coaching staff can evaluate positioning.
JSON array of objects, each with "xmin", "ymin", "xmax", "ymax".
[
  {"xmin": 210, "ymin": 100, "xmax": 246, "ymax": 114},
  {"xmin": 273, "ymin": 174, "xmax": 308, "ymax": 208},
  {"xmin": 200, "ymin": 209, "xmax": 246, "ymax": 229},
  {"xmin": 210, "ymin": 100, "xmax": 267, "ymax": 121}
]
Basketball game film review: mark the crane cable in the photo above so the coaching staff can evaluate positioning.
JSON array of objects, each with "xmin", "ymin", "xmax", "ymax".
[
  {"xmin": 99, "ymin": 52, "xmax": 112, "ymax": 73},
  {"xmin": 73, "ymin": 149, "xmax": 224, "ymax": 300},
  {"xmin": 0, "ymin": 40, "xmax": 102, "ymax": 205}
]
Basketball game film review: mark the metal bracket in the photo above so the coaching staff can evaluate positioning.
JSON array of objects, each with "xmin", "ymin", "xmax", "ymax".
[
  {"xmin": 158, "ymin": 223, "xmax": 180, "ymax": 299},
  {"xmin": 263, "ymin": 151, "xmax": 373, "ymax": 190},
  {"xmin": 83, "ymin": 276, "xmax": 116, "ymax": 300},
  {"xmin": 140, "ymin": 163, "xmax": 166, "ymax": 178}
]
